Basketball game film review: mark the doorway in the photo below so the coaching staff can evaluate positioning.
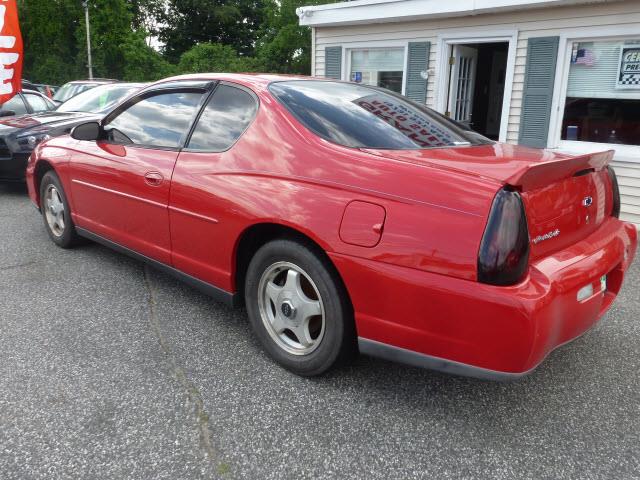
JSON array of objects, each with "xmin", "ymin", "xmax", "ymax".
[{"xmin": 446, "ymin": 42, "xmax": 509, "ymax": 140}]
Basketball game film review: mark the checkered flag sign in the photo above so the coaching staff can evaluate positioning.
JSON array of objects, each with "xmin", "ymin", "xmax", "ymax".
[{"xmin": 617, "ymin": 46, "xmax": 640, "ymax": 89}]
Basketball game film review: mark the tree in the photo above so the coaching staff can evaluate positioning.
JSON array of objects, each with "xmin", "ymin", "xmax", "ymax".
[
  {"xmin": 126, "ymin": 0, "xmax": 165, "ymax": 46},
  {"xmin": 256, "ymin": 0, "xmax": 335, "ymax": 75},
  {"xmin": 17, "ymin": 0, "xmax": 85, "ymax": 84},
  {"xmin": 160, "ymin": 0, "xmax": 267, "ymax": 63},
  {"xmin": 16, "ymin": 0, "xmax": 336, "ymax": 85},
  {"xmin": 178, "ymin": 42, "xmax": 262, "ymax": 74},
  {"xmin": 74, "ymin": 0, "xmax": 135, "ymax": 80},
  {"xmin": 120, "ymin": 31, "xmax": 176, "ymax": 81}
]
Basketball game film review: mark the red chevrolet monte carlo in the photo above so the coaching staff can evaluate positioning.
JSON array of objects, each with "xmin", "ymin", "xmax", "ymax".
[{"xmin": 26, "ymin": 74, "xmax": 637, "ymax": 379}]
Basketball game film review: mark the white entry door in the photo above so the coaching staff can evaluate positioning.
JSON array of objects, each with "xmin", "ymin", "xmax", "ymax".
[{"xmin": 448, "ymin": 45, "xmax": 478, "ymax": 125}]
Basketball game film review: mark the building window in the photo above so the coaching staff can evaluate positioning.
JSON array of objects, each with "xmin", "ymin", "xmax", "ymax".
[
  {"xmin": 349, "ymin": 48, "xmax": 404, "ymax": 94},
  {"xmin": 561, "ymin": 39, "xmax": 640, "ymax": 146}
]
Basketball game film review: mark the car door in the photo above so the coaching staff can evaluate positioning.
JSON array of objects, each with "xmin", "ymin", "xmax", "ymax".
[
  {"xmin": 68, "ymin": 83, "xmax": 210, "ymax": 264},
  {"xmin": 169, "ymin": 82, "xmax": 259, "ymax": 289}
]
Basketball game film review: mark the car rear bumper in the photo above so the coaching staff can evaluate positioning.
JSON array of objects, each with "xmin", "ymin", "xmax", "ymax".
[
  {"xmin": 0, "ymin": 153, "xmax": 29, "ymax": 181},
  {"xmin": 330, "ymin": 218, "xmax": 638, "ymax": 379}
]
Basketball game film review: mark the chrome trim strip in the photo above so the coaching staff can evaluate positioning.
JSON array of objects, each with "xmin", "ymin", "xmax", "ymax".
[
  {"xmin": 358, "ymin": 338, "xmax": 531, "ymax": 381},
  {"xmin": 169, "ymin": 205, "xmax": 219, "ymax": 224},
  {"xmin": 71, "ymin": 179, "xmax": 166, "ymax": 209}
]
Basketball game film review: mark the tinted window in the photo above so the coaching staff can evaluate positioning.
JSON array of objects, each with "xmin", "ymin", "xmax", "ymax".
[
  {"xmin": 105, "ymin": 91, "xmax": 203, "ymax": 148},
  {"xmin": 187, "ymin": 85, "xmax": 257, "ymax": 151},
  {"xmin": 269, "ymin": 81, "xmax": 492, "ymax": 149},
  {"xmin": 2, "ymin": 95, "xmax": 28, "ymax": 115},
  {"xmin": 24, "ymin": 93, "xmax": 50, "ymax": 112}
]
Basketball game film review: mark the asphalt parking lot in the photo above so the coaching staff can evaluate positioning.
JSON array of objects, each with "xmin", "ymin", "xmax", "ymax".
[{"xmin": 1, "ymin": 182, "xmax": 639, "ymax": 480}]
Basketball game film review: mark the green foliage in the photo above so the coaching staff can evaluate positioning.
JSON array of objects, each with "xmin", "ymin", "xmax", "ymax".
[
  {"xmin": 120, "ymin": 31, "xmax": 176, "ymax": 81},
  {"xmin": 160, "ymin": 0, "xmax": 267, "ymax": 63},
  {"xmin": 256, "ymin": 0, "xmax": 331, "ymax": 75},
  {"xmin": 17, "ymin": 0, "xmax": 84, "ymax": 84},
  {"xmin": 17, "ymin": 0, "xmax": 338, "ymax": 84},
  {"xmin": 75, "ymin": 0, "xmax": 134, "ymax": 80},
  {"xmin": 127, "ymin": 0, "xmax": 164, "ymax": 38},
  {"xmin": 178, "ymin": 43, "xmax": 263, "ymax": 74}
]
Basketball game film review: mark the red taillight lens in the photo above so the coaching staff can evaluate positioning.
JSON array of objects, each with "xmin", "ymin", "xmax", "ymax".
[
  {"xmin": 478, "ymin": 188, "xmax": 530, "ymax": 286},
  {"xmin": 606, "ymin": 166, "xmax": 621, "ymax": 218}
]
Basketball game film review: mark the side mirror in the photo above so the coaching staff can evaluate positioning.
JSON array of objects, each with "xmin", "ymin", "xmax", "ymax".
[
  {"xmin": 0, "ymin": 109, "xmax": 16, "ymax": 117},
  {"xmin": 71, "ymin": 121, "xmax": 101, "ymax": 141}
]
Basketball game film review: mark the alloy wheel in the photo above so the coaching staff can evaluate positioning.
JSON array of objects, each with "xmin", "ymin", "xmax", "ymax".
[
  {"xmin": 257, "ymin": 261, "xmax": 326, "ymax": 356},
  {"xmin": 44, "ymin": 184, "xmax": 66, "ymax": 237}
]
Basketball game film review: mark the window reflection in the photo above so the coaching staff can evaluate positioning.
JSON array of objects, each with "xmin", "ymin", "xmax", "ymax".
[
  {"xmin": 105, "ymin": 92, "xmax": 203, "ymax": 148},
  {"xmin": 350, "ymin": 49, "xmax": 404, "ymax": 94},
  {"xmin": 188, "ymin": 85, "xmax": 257, "ymax": 151},
  {"xmin": 270, "ymin": 81, "xmax": 491, "ymax": 149}
]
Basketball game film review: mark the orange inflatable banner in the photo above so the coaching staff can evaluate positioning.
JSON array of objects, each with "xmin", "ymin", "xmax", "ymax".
[{"xmin": 0, "ymin": 0, "xmax": 23, "ymax": 103}]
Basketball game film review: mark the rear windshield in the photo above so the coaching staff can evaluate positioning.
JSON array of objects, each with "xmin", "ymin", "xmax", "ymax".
[{"xmin": 269, "ymin": 80, "xmax": 492, "ymax": 150}]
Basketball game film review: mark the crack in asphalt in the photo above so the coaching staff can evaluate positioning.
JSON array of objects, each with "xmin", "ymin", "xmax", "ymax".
[
  {"xmin": 0, "ymin": 260, "xmax": 39, "ymax": 271},
  {"xmin": 142, "ymin": 265, "xmax": 229, "ymax": 477}
]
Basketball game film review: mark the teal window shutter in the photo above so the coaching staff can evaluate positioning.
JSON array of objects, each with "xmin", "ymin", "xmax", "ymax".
[
  {"xmin": 325, "ymin": 46, "xmax": 342, "ymax": 80},
  {"xmin": 405, "ymin": 42, "xmax": 430, "ymax": 103},
  {"xmin": 519, "ymin": 36, "xmax": 559, "ymax": 148}
]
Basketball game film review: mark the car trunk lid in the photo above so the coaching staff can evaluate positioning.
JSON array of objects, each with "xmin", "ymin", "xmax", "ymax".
[{"xmin": 361, "ymin": 144, "xmax": 615, "ymax": 258}]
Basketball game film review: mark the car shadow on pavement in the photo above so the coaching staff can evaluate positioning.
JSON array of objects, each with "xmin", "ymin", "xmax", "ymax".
[
  {"xmin": 0, "ymin": 182, "xmax": 28, "ymax": 197},
  {"xmin": 68, "ymin": 217, "xmax": 640, "ymax": 432}
]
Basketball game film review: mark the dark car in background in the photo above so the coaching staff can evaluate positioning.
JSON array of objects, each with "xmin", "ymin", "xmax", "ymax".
[
  {"xmin": 0, "ymin": 89, "xmax": 57, "ymax": 118},
  {"xmin": 53, "ymin": 79, "xmax": 117, "ymax": 104},
  {"xmin": 0, "ymin": 82, "xmax": 143, "ymax": 181}
]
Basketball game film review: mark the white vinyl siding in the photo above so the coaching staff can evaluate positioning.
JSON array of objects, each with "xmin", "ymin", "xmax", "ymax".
[
  {"xmin": 612, "ymin": 160, "xmax": 640, "ymax": 226},
  {"xmin": 314, "ymin": 0, "xmax": 640, "ymax": 143},
  {"xmin": 313, "ymin": 0, "xmax": 640, "ymax": 227}
]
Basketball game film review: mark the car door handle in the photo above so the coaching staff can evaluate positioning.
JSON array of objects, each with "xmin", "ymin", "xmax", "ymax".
[{"xmin": 144, "ymin": 172, "xmax": 163, "ymax": 187}]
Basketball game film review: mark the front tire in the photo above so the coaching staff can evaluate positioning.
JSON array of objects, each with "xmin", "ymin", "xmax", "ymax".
[
  {"xmin": 245, "ymin": 239, "xmax": 355, "ymax": 376},
  {"xmin": 40, "ymin": 171, "xmax": 80, "ymax": 248}
]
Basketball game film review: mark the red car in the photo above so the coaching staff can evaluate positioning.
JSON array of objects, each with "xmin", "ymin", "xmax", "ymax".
[{"xmin": 26, "ymin": 74, "xmax": 637, "ymax": 379}]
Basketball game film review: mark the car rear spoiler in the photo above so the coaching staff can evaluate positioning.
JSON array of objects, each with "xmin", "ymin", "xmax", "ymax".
[{"xmin": 506, "ymin": 150, "xmax": 614, "ymax": 191}]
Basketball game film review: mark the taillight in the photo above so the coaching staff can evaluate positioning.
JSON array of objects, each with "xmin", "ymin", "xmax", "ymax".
[
  {"xmin": 478, "ymin": 188, "xmax": 530, "ymax": 286},
  {"xmin": 606, "ymin": 166, "xmax": 620, "ymax": 218}
]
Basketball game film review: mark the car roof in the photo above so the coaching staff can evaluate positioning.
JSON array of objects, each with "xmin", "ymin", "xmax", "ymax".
[
  {"xmin": 99, "ymin": 82, "xmax": 146, "ymax": 87},
  {"xmin": 154, "ymin": 73, "xmax": 323, "ymax": 90},
  {"xmin": 66, "ymin": 79, "xmax": 117, "ymax": 85}
]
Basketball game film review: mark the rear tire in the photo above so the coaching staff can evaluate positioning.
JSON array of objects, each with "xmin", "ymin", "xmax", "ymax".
[
  {"xmin": 40, "ymin": 171, "xmax": 80, "ymax": 248},
  {"xmin": 245, "ymin": 239, "xmax": 356, "ymax": 376}
]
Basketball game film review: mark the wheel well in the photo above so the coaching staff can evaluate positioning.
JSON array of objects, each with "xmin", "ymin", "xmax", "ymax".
[
  {"xmin": 33, "ymin": 160, "xmax": 55, "ymax": 207},
  {"xmin": 234, "ymin": 223, "xmax": 347, "ymax": 304}
]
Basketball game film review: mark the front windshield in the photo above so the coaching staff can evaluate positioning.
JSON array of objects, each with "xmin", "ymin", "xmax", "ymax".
[
  {"xmin": 269, "ymin": 80, "xmax": 492, "ymax": 150},
  {"xmin": 57, "ymin": 84, "xmax": 139, "ymax": 114}
]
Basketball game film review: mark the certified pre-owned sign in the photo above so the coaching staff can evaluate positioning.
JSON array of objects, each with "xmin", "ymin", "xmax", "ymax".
[{"xmin": 617, "ymin": 45, "xmax": 640, "ymax": 89}]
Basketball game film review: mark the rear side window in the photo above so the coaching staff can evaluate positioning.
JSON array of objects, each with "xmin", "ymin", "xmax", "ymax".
[
  {"xmin": 24, "ymin": 93, "xmax": 50, "ymax": 112},
  {"xmin": 187, "ymin": 85, "xmax": 257, "ymax": 151},
  {"xmin": 2, "ymin": 95, "xmax": 28, "ymax": 115},
  {"xmin": 269, "ymin": 80, "xmax": 492, "ymax": 149},
  {"xmin": 105, "ymin": 91, "xmax": 203, "ymax": 149}
]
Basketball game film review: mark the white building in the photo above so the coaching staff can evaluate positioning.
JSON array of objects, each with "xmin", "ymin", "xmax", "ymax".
[{"xmin": 298, "ymin": 0, "xmax": 640, "ymax": 227}]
